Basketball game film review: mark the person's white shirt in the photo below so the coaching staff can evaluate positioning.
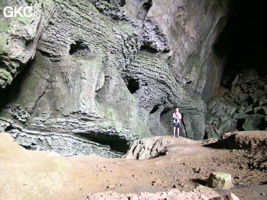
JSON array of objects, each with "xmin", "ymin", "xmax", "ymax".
[{"xmin": 173, "ymin": 112, "xmax": 182, "ymax": 123}]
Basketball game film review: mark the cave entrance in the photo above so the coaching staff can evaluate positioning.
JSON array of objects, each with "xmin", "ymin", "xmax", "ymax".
[
  {"xmin": 75, "ymin": 132, "xmax": 130, "ymax": 154},
  {"xmin": 214, "ymin": 0, "xmax": 267, "ymax": 87}
]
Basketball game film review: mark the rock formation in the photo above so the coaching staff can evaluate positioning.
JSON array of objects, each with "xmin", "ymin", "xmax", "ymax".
[
  {"xmin": 205, "ymin": 70, "xmax": 267, "ymax": 138},
  {"xmin": 206, "ymin": 172, "xmax": 233, "ymax": 190},
  {"xmin": 123, "ymin": 136, "xmax": 170, "ymax": 160},
  {"xmin": 0, "ymin": 0, "xmax": 53, "ymax": 88},
  {"xmin": 0, "ymin": 0, "xmax": 265, "ymax": 157}
]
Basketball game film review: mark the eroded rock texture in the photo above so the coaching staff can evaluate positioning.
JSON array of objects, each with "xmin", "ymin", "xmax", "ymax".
[
  {"xmin": 123, "ymin": 136, "xmax": 170, "ymax": 160},
  {"xmin": 0, "ymin": 0, "xmax": 230, "ymax": 156},
  {"xmin": 0, "ymin": 0, "xmax": 54, "ymax": 88}
]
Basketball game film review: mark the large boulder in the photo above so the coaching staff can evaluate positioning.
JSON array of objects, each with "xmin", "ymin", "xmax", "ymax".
[
  {"xmin": 242, "ymin": 114, "xmax": 266, "ymax": 131},
  {"xmin": 206, "ymin": 172, "xmax": 233, "ymax": 190},
  {"xmin": 123, "ymin": 136, "xmax": 170, "ymax": 160}
]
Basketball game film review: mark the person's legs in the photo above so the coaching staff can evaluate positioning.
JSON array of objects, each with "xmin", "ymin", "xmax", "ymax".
[
  {"xmin": 177, "ymin": 127, "xmax": 179, "ymax": 137},
  {"xmin": 173, "ymin": 127, "xmax": 176, "ymax": 137}
]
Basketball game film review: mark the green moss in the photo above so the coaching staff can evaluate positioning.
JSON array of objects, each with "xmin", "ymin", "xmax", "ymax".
[
  {"xmin": 128, "ymin": 110, "xmax": 135, "ymax": 121},
  {"xmin": 24, "ymin": 77, "xmax": 39, "ymax": 93},
  {"xmin": 119, "ymin": 6, "xmax": 127, "ymax": 13},
  {"xmin": 25, "ymin": 0, "xmax": 54, "ymax": 6},
  {"xmin": 117, "ymin": 22, "xmax": 135, "ymax": 36},
  {"xmin": 81, "ymin": 98, "xmax": 86, "ymax": 105},
  {"xmin": 102, "ymin": 1, "xmax": 111, "ymax": 6},
  {"xmin": 0, "ymin": 43, "xmax": 8, "ymax": 55},
  {"xmin": 78, "ymin": 57, "xmax": 103, "ymax": 70},
  {"xmin": 0, "ymin": 69, "xmax": 12, "ymax": 86},
  {"xmin": 113, "ymin": 120, "xmax": 123, "ymax": 133},
  {"xmin": 15, "ymin": 16, "xmax": 33, "ymax": 24},
  {"xmin": 132, "ymin": 119, "xmax": 150, "ymax": 138},
  {"xmin": 0, "ymin": 21, "xmax": 11, "ymax": 33},
  {"xmin": 15, "ymin": 52, "xmax": 50, "ymax": 108},
  {"xmin": 106, "ymin": 108, "xmax": 114, "ymax": 120},
  {"xmin": 102, "ymin": 106, "xmax": 130, "ymax": 133}
]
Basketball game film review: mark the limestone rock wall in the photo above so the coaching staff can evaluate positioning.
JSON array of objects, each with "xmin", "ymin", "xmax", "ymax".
[
  {"xmin": 0, "ymin": 118, "xmax": 122, "ymax": 158},
  {"xmin": 0, "ymin": 0, "xmax": 54, "ymax": 89},
  {"xmin": 143, "ymin": 0, "xmax": 229, "ymax": 96},
  {"xmin": 0, "ymin": 0, "xmax": 230, "ymax": 156}
]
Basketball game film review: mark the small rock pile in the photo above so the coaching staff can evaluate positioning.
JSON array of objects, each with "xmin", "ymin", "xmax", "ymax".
[{"xmin": 205, "ymin": 70, "xmax": 267, "ymax": 138}]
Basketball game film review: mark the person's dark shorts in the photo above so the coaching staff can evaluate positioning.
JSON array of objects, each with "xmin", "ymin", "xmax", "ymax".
[{"xmin": 173, "ymin": 122, "xmax": 180, "ymax": 127}]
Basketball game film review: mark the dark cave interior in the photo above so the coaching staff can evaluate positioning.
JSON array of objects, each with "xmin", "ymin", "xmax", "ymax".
[
  {"xmin": 215, "ymin": 0, "xmax": 267, "ymax": 87},
  {"xmin": 75, "ymin": 132, "xmax": 130, "ymax": 154},
  {"xmin": 69, "ymin": 41, "xmax": 90, "ymax": 55},
  {"xmin": 126, "ymin": 78, "xmax": 140, "ymax": 94}
]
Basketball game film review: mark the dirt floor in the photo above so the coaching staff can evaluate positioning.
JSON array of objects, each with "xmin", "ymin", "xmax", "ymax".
[{"xmin": 0, "ymin": 132, "xmax": 266, "ymax": 200}]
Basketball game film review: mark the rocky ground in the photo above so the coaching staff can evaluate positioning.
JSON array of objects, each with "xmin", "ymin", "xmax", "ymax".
[
  {"xmin": 205, "ymin": 69, "xmax": 267, "ymax": 138},
  {"xmin": 0, "ymin": 131, "xmax": 266, "ymax": 200}
]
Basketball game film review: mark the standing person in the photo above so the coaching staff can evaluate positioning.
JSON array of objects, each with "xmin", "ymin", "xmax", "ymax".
[{"xmin": 173, "ymin": 108, "xmax": 182, "ymax": 137}]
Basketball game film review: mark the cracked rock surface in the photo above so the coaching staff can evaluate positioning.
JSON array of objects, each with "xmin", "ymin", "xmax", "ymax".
[{"xmin": 0, "ymin": 0, "xmax": 230, "ymax": 156}]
